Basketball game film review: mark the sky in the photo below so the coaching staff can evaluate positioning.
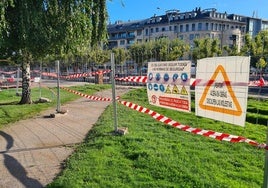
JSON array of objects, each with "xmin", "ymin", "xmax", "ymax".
[{"xmin": 107, "ymin": 0, "xmax": 268, "ymax": 24}]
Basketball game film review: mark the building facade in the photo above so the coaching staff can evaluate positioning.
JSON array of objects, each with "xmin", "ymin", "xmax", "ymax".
[{"xmin": 107, "ymin": 7, "xmax": 268, "ymax": 52}]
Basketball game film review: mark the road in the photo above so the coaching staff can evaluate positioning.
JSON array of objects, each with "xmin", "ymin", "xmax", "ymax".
[{"xmin": 248, "ymin": 86, "xmax": 268, "ymax": 97}]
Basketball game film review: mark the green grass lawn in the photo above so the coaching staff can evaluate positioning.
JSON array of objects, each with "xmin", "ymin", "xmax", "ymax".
[
  {"xmin": 46, "ymin": 87, "xmax": 268, "ymax": 188},
  {"xmin": 0, "ymin": 84, "xmax": 111, "ymax": 129}
]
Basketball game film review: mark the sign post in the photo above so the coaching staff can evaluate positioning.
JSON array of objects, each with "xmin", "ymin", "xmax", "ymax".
[
  {"xmin": 56, "ymin": 60, "xmax": 61, "ymax": 113},
  {"xmin": 111, "ymin": 53, "xmax": 118, "ymax": 132}
]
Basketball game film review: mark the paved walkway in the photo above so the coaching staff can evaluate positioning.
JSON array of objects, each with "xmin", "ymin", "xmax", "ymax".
[{"xmin": 0, "ymin": 87, "xmax": 130, "ymax": 188}]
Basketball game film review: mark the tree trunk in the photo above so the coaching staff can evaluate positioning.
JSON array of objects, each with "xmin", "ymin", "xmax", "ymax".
[{"xmin": 19, "ymin": 60, "xmax": 32, "ymax": 104}]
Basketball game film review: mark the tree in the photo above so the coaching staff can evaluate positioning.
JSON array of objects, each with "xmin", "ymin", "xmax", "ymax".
[
  {"xmin": 112, "ymin": 48, "xmax": 128, "ymax": 65},
  {"xmin": 0, "ymin": 0, "xmax": 107, "ymax": 104},
  {"xmin": 257, "ymin": 57, "xmax": 267, "ymax": 73},
  {"xmin": 1, "ymin": 0, "xmax": 49, "ymax": 104},
  {"xmin": 192, "ymin": 38, "xmax": 221, "ymax": 62},
  {"xmin": 168, "ymin": 39, "xmax": 190, "ymax": 60},
  {"xmin": 112, "ymin": 48, "xmax": 128, "ymax": 73},
  {"xmin": 240, "ymin": 31, "xmax": 268, "ymax": 69},
  {"xmin": 240, "ymin": 33, "xmax": 252, "ymax": 56},
  {"xmin": 223, "ymin": 45, "xmax": 239, "ymax": 56},
  {"xmin": 89, "ymin": 46, "xmax": 110, "ymax": 67},
  {"xmin": 129, "ymin": 43, "xmax": 145, "ymax": 74}
]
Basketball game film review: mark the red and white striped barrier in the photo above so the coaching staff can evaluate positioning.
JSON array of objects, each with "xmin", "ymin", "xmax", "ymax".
[
  {"xmin": 0, "ymin": 70, "xmax": 17, "ymax": 74},
  {"xmin": 58, "ymin": 87, "xmax": 267, "ymax": 149},
  {"xmin": 41, "ymin": 72, "xmax": 58, "ymax": 78},
  {"xmin": 60, "ymin": 87, "xmax": 119, "ymax": 101},
  {"xmin": 115, "ymin": 76, "xmax": 147, "ymax": 83},
  {"xmin": 116, "ymin": 76, "xmax": 268, "ymax": 87},
  {"xmin": 118, "ymin": 100, "xmax": 267, "ymax": 149},
  {"xmin": 33, "ymin": 70, "xmax": 112, "ymax": 79},
  {"xmin": 63, "ymin": 70, "xmax": 111, "ymax": 79}
]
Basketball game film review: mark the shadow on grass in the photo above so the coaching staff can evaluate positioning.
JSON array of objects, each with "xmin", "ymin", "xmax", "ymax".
[{"xmin": 0, "ymin": 101, "xmax": 19, "ymax": 106}]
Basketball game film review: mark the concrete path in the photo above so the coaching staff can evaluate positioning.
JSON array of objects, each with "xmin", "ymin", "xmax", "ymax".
[{"xmin": 0, "ymin": 87, "xmax": 130, "ymax": 188}]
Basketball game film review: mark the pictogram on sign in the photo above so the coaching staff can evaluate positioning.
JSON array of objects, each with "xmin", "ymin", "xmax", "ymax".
[
  {"xmin": 172, "ymin": 85, "xmax": 179, "ymax": 94},
  {"xmin": 180, "ymin": 86, "xmax": 188, "ymax": 95},
  {"xmin": 165, "ymin": 85, "xmax": 172, "ymax": 94},
  {"xmin": 198, "ymin": 65, "xmax": 242, "ymax": 116}
]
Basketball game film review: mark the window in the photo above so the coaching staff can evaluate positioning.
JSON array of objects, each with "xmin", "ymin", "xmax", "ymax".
[
  {"xmin": 211, "ymin": 33, "xmax": 215, "ymax": 39},
  {"xmin": 145, "ymin": 29, "xmax": 149, "ymax": 36},
  {"xmin": 180, "ymin": 25, "xmax": 183, "ymax": 32},
  {"xmin": 205, "ymin": 23, "xmax": 209, "ymax": 30},
  {"xmin": 162, "ymin": 27, "xmax": 166, "ymax": 32},
  {"xmin": 192, "ymin": 23, "xmax": 196, "ymax": 31},
  {"xmin": 186, "ymin": 24, "xmax": 189, "ymax": 32},
  {"xmin": 120, "ymin": 33, "xmax": 126, "ymax": 38},
  {"xmin": 120, "ymin": 40, "xmax": 125, "ymax": 45},
  {"xmin": 128, "ymin": 32, "xmax": 135, "ymax": 37},
  {"xmin": 128, "ymin": 39, "xmax": 135, "ymax": 45},
  {"xmin": 198, "ymin": 23, "xmax": 202, "ymax": 31},
  {"xmin": 189, "ymin": 34, "xmax": 194, "ymax": 40},
  {"xmin": 156, "ymin": 27, "xmax": 159, "ymax": 32},
  {"xmin": 137, "ymin": 30, "xmax": 142, "ymax": 36},
  {"xmin": 178, "ymin": 35, "xmax": 183, "ymax": 40}
]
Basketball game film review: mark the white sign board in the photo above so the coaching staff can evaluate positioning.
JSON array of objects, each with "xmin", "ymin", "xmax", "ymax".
[
  {"xmin": 195, "ymin": 56, "xmax": 250, "ymax": 126},
  {"xmin": 147, "ymin": 61, "xmax": 191, "ymax": 112}
]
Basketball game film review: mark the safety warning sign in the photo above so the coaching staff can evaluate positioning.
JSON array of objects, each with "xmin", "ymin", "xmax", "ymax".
[
  {"xmin": 195, "ymin": 56, "xmax": 250, "ymax": 126},
  {"xmin": 147, "ymin": 61, "xmax": 191, "ymax": 112}
]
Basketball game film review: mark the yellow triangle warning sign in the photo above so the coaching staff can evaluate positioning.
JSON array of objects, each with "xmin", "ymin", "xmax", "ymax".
[
  {"xmin": 180, "ymin": 86, "xmax": 188, "ymax": 95},
  {"xmin": 165, "ymin": 85, "xmax": 171, "ymax": 94},
  {"xmin": 198, "ymin": 65, "xmax": 242, "ymax": 116},
  {"xmin": 172, "ymin": 85, "xmax": 180, "ymax": 94}
]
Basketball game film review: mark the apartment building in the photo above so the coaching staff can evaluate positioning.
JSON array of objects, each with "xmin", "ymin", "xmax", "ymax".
[{"xmin": 107, "ymin": 7, "xmax": 268, "ymax": 52}]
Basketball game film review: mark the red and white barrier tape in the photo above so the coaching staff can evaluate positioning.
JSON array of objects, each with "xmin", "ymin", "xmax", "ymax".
[
  {"xmin": 63, "ymin": 70, "xmax": 111, "ymax": 79},
  {"xmin": 0, "ymin": 70, "xmax": 17, "ymax": 74},
  {"xmin": 41, "ymin": 72, "xmax": 57, "ymax": 78},
  {"xmin": 35, "ymin": 70, "xmax": 111, "ymax": 79},
  {"xmin": 116, "ymin": 76, "xmax": 267, "ymax": 87},
  {"xmin": 60, "ymin": 87, "xmax": 119, "ymax": 101},
  {"xmin": 115, "ymin": 76, "xmax": 147, "ymax": 83},
  {"xmin": 58, "ymin": 87, "xmax": 267, "ymax": 149},
  {"xmin": 118, "ymin": 100, "xmax": 267, "ymax": 149}
]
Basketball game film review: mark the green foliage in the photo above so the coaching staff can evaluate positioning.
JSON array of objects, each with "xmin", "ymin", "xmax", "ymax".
[
  {"xmin": 192, "ymin": 38, "xmax": 222, "ymax": 61},
  {"xmin": 128, "ymin": 38, "xmax": 190, "ymax": 74},
  {"xmin": 112, "ymin": 48, "xmax": 128, "ymax": 65},
  {"xmin": 223, "ymin": 45, "xmax": 239, "ymax": 56},
  {"xmin": 0, "ymin": 0, "xmax": 13, "ymax": 38},
  {"xmin": 48, "ymin": 88, "xmax": 267, "ymax": 188},
  {"xmin": 257, "ymin": 57, "xmax": 267, "ymax": 70},
  {"xmin": 240, "ymin": 31, "xmax": 268, "ymax": 68},
  {"xmin": 0, "ymin": 0, "xmax": 108, "ymax": 104},
  {"xmin": 89, "ymin": 46, "xmax": 110, "ymax": 65}
]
